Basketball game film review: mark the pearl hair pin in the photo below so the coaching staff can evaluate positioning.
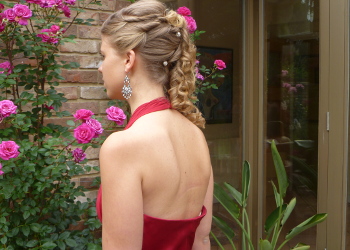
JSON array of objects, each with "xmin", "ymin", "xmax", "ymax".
[
  {"xmin": 176, "ymin": 32, "xmax": 181, "ymax": 37},
  {"xmin": 163, "ymin": 61, "xmax": 168, "ymax": 66}
]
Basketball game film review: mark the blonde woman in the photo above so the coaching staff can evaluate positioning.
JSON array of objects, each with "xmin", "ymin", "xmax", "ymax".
[{"xmin": 96, "ymin": 0, "xmax": 213, "ymax": 249}]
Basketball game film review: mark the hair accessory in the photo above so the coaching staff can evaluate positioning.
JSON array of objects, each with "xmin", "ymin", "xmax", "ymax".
[
  {"xmin": 163, "ymin": 61, "xmax": 168, "ymax": 66},
  {"xmin": 122, "ymin": 74, "xmax": 132, "ymax": 99},
  {"xmin": 176, "ymin": 31, "xmax": 181, "ymax": 37}
]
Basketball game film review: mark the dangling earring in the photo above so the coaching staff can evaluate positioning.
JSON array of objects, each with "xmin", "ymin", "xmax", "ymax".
[{"xmin": 122, "ymin": 73, "xmax": 132, "ymax": 99}]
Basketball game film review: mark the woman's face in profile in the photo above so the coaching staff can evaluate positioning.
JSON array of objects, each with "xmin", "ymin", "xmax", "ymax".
[{"xmin": 98, "ymin": 37, "xmax": 127, "ymax": 100}]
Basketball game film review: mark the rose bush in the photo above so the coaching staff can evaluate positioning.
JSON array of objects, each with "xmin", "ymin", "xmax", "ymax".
[{"xmin": 0, "ymin": 0, "xmax": 116, "ymax": 249}]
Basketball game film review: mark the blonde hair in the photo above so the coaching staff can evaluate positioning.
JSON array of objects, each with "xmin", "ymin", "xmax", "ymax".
[{"xmin": 101, "ymin": 0, "xmax": 205, "ymax": 128}]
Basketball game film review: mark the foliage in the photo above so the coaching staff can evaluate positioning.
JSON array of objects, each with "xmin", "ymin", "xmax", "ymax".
[
  {"xmin": 0, "ymin": 0, "xmax": 106, "ymax": 249},
  {"xmin": 211, "ymin": 140, "xmax": 327, "ymax": 250}
]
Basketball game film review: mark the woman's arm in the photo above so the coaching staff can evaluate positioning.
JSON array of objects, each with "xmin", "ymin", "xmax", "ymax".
[
  {"xmin": 192, "ymin": 168, "xmax": 213, "ymax": 250},
  {"xmin": 100, "ymin": 132, "xmax": 144, "ymax": 250}
]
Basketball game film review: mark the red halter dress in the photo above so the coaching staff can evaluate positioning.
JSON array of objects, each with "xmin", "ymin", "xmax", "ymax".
[{"xmin": 96, "ymin": 97, "xmax": 207, "ymax": 250}]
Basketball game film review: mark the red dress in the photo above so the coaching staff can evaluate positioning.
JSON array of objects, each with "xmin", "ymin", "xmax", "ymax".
[{"xmin": 96, "ymin": 97, "xmax": 207, "ymax": 250}]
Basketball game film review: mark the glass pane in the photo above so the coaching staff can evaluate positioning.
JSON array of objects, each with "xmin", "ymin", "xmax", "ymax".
[
  {"xmin": 264, "ymin": 0, "xmax": 319, "ymax": 248},
  {"xmin": 162, "ymin": 0, "xmax": 244, "ymax": 247}
]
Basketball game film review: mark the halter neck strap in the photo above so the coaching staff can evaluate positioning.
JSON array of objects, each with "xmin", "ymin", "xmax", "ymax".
[{"xmin": 125, "ymin": 97, "xmax": 171, "ymax": 130}]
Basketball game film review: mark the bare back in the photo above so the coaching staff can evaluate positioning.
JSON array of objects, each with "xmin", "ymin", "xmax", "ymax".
[{"xmin": 124, "ymin": 109, "xmax": 211, "ymax": 220}]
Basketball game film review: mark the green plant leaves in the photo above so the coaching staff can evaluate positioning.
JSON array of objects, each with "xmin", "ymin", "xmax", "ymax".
[
  {"xmin": 291, "ymin": 243, "xmax": 310, "ymax": 249},
  {"xmin": 281, "ymin": 197, "xmax": 296, "ymax": 226},
  {"xmin": 286, "ymin": 213, "xmax": 328, "ymax": 240},
  {"xmin": 212, "ymin": 216, "xmax": 235, "ymax": 243},
  {"xmin": 242, "ymin": 160, "xmax": 250, "ymax": 207},
  {"xmin": 214, "ymin": 183, "xmax": 240, "ymax": 219},
  {"xmin": 271, "ymin": 140, "xmax": 289, "ymax": 197},
  {"xmin": 264, "ymin": 204, "xmax": 287, "ymax": 236},
  {"xmin": 259, "ymin": 239, "xmax": 272, "ymax": 250}
]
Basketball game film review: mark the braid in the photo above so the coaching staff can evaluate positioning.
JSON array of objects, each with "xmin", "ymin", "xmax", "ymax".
[{"xmin": 101, "ymin": 0, "xmax": 205, "ymax": 128}]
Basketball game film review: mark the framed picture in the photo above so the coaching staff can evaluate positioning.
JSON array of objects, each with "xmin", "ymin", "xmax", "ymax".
[{"xmin": 196, "ymin": 46, "xmax": 233, "ymax": 124}]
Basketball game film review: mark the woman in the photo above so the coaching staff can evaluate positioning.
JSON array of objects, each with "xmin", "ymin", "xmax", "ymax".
[{"xmin": 96, "ymin": 0, "xmax": 213, "ymax": 249}]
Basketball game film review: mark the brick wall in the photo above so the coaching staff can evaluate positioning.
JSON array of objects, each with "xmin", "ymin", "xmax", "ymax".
[{"xmin": 58, "ymin": 0, "xmax": 131, "ymax": 201}]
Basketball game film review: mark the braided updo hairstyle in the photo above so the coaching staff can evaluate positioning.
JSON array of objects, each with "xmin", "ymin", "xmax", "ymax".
[{"xmin": 101, "ymin": 0, "xmax": 205, "ymax": 128}]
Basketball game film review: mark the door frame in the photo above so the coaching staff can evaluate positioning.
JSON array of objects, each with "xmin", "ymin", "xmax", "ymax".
[{"xmin": 244, "ymin": 0, "xmax": 349, "ymax": 248}]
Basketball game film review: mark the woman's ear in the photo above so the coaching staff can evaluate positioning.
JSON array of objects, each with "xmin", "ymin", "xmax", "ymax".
[{"xmin": 125, "ymin": 50, "xmax": 136, "ymax": 73}]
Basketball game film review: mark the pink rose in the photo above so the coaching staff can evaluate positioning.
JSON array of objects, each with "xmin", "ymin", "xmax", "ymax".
[
  {"xmin": 59, "ymin": 5, "xmax": 71, "ymax": 17},
  {"xmin": 73, "ymin": 123, "xmax": 95, "ymax": 144},
  {"xmin": 0, "ymin": 100, "xmax": 17, "ymax": 118},
  {"xmin": 281, "ymin": 70, "xmax": 289, "ymax": 77},
  {"xmin": 25, "ymin": 0, "xmax": 41, "ymax": 4},
  {"xmin": 86, "ymin": 118, "xmax": 103, "ymax": 138},
  {"xmin": 288, "ymin": 86, "xmax": 297, "ymax": 93},
  {"xmin": 106, "ymin": 106, "xmax": 126, "ymax": 125},
  {"xmin": 184, "ymin": 16, "xmax": 197, "ymax": 34},
  {"xmin": 0, "ymin": 141, "xmax": 20, "ymax": 160},
  {"xmin": 296, "ymin": 84, "xmax": 305, "ymax": 89},
  {"xmin": 0, "ymin": 61, "xmax": 13, "ymax": 75},
  {"xmin": 214, "ymin": 60, "xmax": 226, "ymax": 70},
  {"xmin": 0, "ymin": 163, "xmax": 3, "ymax": 175},
  {"xmin": 0, "ymin": 4, "xmax": 4, "ymax": 11},
  {"xmin": 65, "ymin": 0, "xmax": 76, "ymax": 5},
  {"xmin": 177, "ymin": 6, "xmax": 191, "ymax": 16},
  {"xmin": 3, "ymin": 9, "xmax": 16, "ymax": 22},
  {"xmin": 282, "ymin": 82, "xmax": 291, "ymax": 89},
  {"xmin": 0, "ymin": 15, "xmax": 6, "ymax": 32},
  {"xmin": 13, "ymin": 4, "xmax": 32, "ymax": 25},
  {"xmin": 72, "ymin": 148, "xmax": 86, "ymax": 163},
  {"xmin": 196, "ymin": 73, "xmax": 204, "ymax": 81},
  {"xmin": 39, "ymin": 0, "xmax": 56, "ymax": 8},
  {"xmin": 73, "ymin": 109, "xmax": 94, "ymax": 121}
]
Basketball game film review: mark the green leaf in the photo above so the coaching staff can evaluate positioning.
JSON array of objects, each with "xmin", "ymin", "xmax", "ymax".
[
  {"xmin": 67, "ymin": 120, "xmax": 75, "ymax": 126},
  {"xmin": 65, "ymin": 238, "xmax": 77, "ymax": 247},
  {"xmin": 1, "ymin": 236, "xmax": 7, "ymax": 244},
  {"xmin": 42, "ymin": 242, "xmax": 57, "ymax": 249},
  {"xmin": 212, "ymin": 216, "xmax": 235, "ymax": 242},
  {"xmin": 264, "ymin": 204, "xmax": 287, "ymax": 236},
  {"xmin": 23, "ymin": 210, "xmax": 31, "ymax": 219},
  {"xmin": 291, "ymin": 243, "xmax": 310, "ymax": 249},
  {"xmin": 259, "ymin": 239, "xmax": 272, "ymax": 250},
  {"xmin": 271, "ymin": 140, "xmax": 289, "ymax": 197},
  {"xmin": 223, "ymin": 182, "xmax": 242, "ymax": 206},
  {"xmin": 241, "ymin": 160, "xmax": 250, "ymax": 207},
  {"xmin": 281, "ymin": 197, "xmax": 296, "ymax": 225},
  {"xmin": 214, "ymin": 183, "xmax": 240, "ymax": 219},
  {"xmin": 26, "ymin": 239, "xmax": 38, "ymax": 247},
  {"xmin": 87, "ymin": 243, "xmax": 102, "ymax": 250},
  {"xmin": 286, "ymin": 213, "xmax": 328, "ymax": 240},
  {"xmin": 271, "ymin": 181, "xmax": 282, "ymax": 207},
  {"xmin": 22, "ymin": 225, "xmax": 30, "ymax": 236}
]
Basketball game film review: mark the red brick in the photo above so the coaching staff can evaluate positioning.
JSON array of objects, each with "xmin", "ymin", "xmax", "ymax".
[
  {"xmin": 44, "ymin": 117, "xmax": 72, "ymax": 127},
  {"xmin": 61, "ymin": 70, "xmax": 98, "ymax": 83},
  {"xmin": 84, "ymin": 0, "xmax": 116, "ymax": 11},
  {"xmin": 56, "ymin": 54, "xmax": 81, "ymax": 69},
  {"xmin": 56, "ymin": 86, "xmax": 79, "ymax": 100},
  {"xmin": 80, "ymin": 86, "xmax": 107, "ymax": 99},
  {"xmin": 115, "ymin": 1, "xmax": 131, "ymax": 11},
  {"xmin": 60, "ymin": 101, "xmax": 100, "ymax": 114},
  {"xmin": 99, "ymin": 12, "xmax": 111, "ymax": 24},
  {"xmin": 85, "ymin": 146, "xmax": 100, "ymax": 159},
  {"xmin": 80, "ymin": 55, "xmax": 101, "ymax": 69},
  {"xmin": 63, "ymin": 24, "xmax": 78, "ymax": 37},
  {"xmin": 60, "ymin": 40, "xmax": 100, "ymax": 53},
  {"xmin": 80, "ymin": 176, "xmax": 99, "ymax": 189},
  {"xmin": 78, "ymin": 11, "xmax": 100, "ymax": 25},
  {"xmin": 78, "ymin": 25, "xmax": 101, "ymax": 39}
]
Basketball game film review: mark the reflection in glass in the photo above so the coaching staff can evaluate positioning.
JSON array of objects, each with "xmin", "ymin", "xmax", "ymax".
[{"xmin": 264, "ymin": 0, "xmax": 319, "ymax": 248}]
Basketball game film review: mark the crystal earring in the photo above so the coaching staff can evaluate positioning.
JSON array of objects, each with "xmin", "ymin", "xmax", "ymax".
[{"xmin": 122, "ymin": 74, "xmax": 132, "ymax": 99}]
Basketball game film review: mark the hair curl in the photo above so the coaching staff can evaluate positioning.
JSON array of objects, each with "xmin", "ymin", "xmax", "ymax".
[{"xmin": 101, "ymin": 0, "xmax": 205, "ymax": 128}]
